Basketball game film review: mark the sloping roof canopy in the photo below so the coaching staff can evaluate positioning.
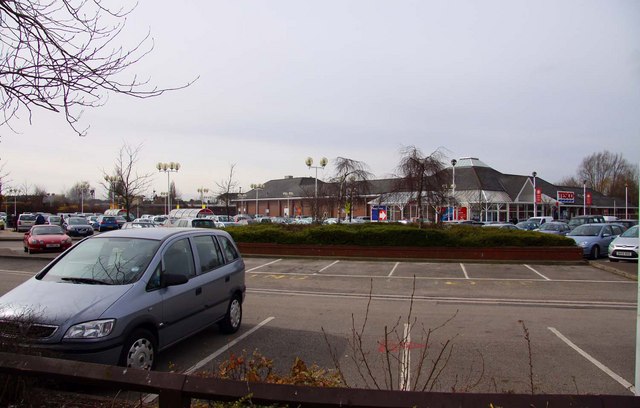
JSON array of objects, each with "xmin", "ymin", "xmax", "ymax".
[{"xmin": 169, "ymin": 208, "xmax": 214, "ymax": 219}]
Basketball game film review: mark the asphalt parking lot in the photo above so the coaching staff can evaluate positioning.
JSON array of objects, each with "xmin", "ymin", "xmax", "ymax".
[{"xmin": 0, "ymin": 230, "xmax": 638, "ymax": 396}]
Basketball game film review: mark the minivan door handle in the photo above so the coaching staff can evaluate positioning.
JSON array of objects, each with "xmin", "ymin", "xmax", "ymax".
[
  {"xmin": 195, "ymin": 287, "xmax": 202, "ymax": 296},
  {"xmin": 225, "ymin": 276, "xmax": 230, "ymax": 283}
]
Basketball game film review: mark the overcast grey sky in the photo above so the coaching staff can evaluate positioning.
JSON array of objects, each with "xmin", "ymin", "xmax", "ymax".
[{"xmin": 2, "ymin": 0, "xmax": 639, "ymax": 200}]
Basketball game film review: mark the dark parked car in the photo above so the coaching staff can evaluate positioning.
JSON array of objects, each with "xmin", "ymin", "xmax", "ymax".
[
  {"xmin": 95, "ymin": 215, "xmax": 120, "ymax": 232},
  {"xmin": 567, "ymin": 215, "xmax": 606, "ymax": 230},
  {"xmin": 516, "ymin": 221, "xmax": 539, "ymax": 231},
  {"xmin": 62, "ymin": 217, "xmax": 94, "ymax": 237},
  {"xmin": 535, "ymin": 221, "xmax": 571, "ymax": 236},
  {"xmin": 615, "ymin": 219, "xmax": 639, "ymax": 229},
  {"xmin": 482, "ymin": 223, "xmax": 519, "ymax": 230},
  {"xmin": 0, "ymin": 228, "xmax": 246, "ymax": 370}
]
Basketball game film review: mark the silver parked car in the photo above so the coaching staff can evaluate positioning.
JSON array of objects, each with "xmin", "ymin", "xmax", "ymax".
[
  {"xmin": 0, "ymin": 228, "xmax": 246, "ymax": 370},
  {"xmin": 608, "ymin": 225, "xmax": 638, "ymax": 262},
  {"xmin": 566, "ymin": 223, "xmax": 625, "ymax": 259}
]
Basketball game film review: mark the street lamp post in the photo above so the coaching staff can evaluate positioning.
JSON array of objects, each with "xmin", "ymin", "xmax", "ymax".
[
  {"xmin": 451, "ymin": 159, "xmax": 457, "ymax": 221},
  {"xmin": 283, "ymin": 192, "xmax": 294, "ymax": 218},
  {"xmin": 197, "ymin": 187, "xmax": 209, "ymax": 208},
  {"xmin": 160, "ymin": 192, "xmax": 168, "ymax": 214},
  {"xmin": 250, "ymin": 184, "xmax": 264, "ymax": 217},
  {"xmin": 583, "ymin": 180, "xmax": 587, "ymax": 215},
  {"xmin": 9, "ymin": 188, "xmax": 18, "ymax": 219},
  {"xmin": 105, "ymin": 176, "xmax": 119, "ymax": 210},
  {"xmin": 305, "ymin": 157, "xmax": 328, "ymax": 221},
  {"xmin": 625, "ymin": 182, "xmax": 628, "ymax": 219},
  {"xmin": 532, "ymin": 171, "xmax": 537, "ymax": 218},
  {"xmin": 80, "ymin": 186, "xmax": 93, "ymax": 214},
  {"xmin": 238, "ymin": 193, "xmax": 246, "ymax": 214},
  {"xmin": 157, "ymin": 162, "xmax": 180, "ymax": 216}
]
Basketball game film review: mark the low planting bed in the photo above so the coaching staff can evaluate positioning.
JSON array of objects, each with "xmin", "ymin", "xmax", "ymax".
[{"xmin": 226, "ymin": 223, "xmax": 583, "ymax": 262}]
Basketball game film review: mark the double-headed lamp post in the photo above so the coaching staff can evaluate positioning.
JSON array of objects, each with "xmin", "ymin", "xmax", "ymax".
[
  {"xmin": 157, "ymin": 162, "xmax": 180, "ymax": 216},
  {"xmin": 532, "ymin": 171, "xmax": 537, "ymax": 217},
  {"xmin": 305, "ymin": 157, "xmax": 328, "ymax": 220},
  {"xmin": 250, "ymin": 183, "xmax": 264, "ymax": 217},
  {"xmin": 283, "ymin": 192, "xmax": 294, "ymax": 218},
  {"xmin": 451, "ymin": 159, "xmax": 457, "ymax": 221},
  {"xmin": 197, "ymin": 187, "xmax": 209, "ymax": 208}
]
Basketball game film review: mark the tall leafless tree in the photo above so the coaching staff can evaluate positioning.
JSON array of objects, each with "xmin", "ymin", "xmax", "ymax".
[
  {"xmin": 101, "ymin": 143, "xmax": 153, "ymax": 218},
  {"xmin": 0, "ymin": 0, "xmax": 195, "ymax": 136},
  {"xmin": 578, "ymin": 151, "xmax": 628, "ymax": 195},
  {"xmin": 395, "ymin": 146, "xmax": 448, "ymax": 227},
  {"xmin": 67, "ymin": 181, "xmax": 92, "ymax": 202},
  {"xmin": 330, "ymin": 157, "xmax": 373, "ymax": 222},
  {"xmin": 557, "ymin": 150, "xmax": 638, "ymax": 206},
  {"xmin": 216, "ymin": 164, "xmax": 238, "ymax": 217}
]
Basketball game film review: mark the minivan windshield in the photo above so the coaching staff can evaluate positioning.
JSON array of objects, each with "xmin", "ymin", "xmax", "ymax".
[{"xmin": 40, "ymin": 237, "xmax": 160, "ymax": 285}]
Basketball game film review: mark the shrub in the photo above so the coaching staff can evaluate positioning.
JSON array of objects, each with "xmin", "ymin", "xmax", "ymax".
[{"xmin": 225, "ymin": 223, "xmax": 574, "ymax": 247}]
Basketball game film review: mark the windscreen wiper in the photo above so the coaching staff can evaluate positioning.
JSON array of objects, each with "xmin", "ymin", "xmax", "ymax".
[{"xmin": 60, "ymin": 277, "xmax": 112, "ymax": 285}]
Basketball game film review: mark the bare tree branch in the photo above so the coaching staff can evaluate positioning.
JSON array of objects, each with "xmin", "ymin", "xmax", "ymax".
[{"xmin": 0, "ymin": 0, "xmax": 197, "ymax": 136}]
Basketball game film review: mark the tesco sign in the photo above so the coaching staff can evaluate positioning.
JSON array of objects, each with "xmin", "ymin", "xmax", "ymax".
[{"xmin": 557, "ymin": 191, "xmax": 575, "ymax": 204}]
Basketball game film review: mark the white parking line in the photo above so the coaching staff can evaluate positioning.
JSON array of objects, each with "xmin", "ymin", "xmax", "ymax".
[
  {"xmin": 388, "ymin": 262, "xmax": 400, "ymax": 277},
  {"xmin": 246, "ymin": 259, "xmax": 282, "ymax": 272},
  {"xmin": 247, "ymin": 269, "xmax": 633, "ymax": 284},
  {"xmin": 143, "ymin": 316, "xmax": 276, "ymax": 404},
  {"xmin": 460, "ymin": 263, "xmax": 470, "ymax": 279},
  {"xmin": 317, "ymin": 260, "xmax": 340, "ymax": 274},
  {"xmin": 524, "ymin": 264, "xmax": 550, "ymax": 281},
  {"xmin": 251, "ymin": 288, "xmax": 636, "ymax": 309},
  {"xmin": 548, "ymin": 327, "xmax": 635, "ymax": 394},
  {"xmin": 185, "ymin": 316, "xmax": 276, "ymax": 374}
]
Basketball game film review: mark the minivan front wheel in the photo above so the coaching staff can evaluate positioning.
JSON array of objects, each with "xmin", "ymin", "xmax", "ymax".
[
  {"xmin": 120, "ymin": 329, "xmax": 157, "ymax": 370},
  {"xmin": 219, "ymin": 296, "xmax": 242, "ymax": 334},
  {"xmin": 590, "ymin": 246, "xmax": 600, "ymax": 260}
]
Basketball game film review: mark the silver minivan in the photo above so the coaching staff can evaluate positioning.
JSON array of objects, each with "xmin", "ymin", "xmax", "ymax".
[{"xmin": 0, "ymin": 228, "xmax": 246, "ymax": 370}]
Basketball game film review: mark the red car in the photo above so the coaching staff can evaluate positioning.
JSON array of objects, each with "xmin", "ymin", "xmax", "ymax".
[{"xmin": 23, "ymin": 225, "xmax": 73, "ymax": 254}]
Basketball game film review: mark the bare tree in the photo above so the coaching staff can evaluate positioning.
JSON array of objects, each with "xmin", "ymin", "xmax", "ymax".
[
  {"xmin": 215, "ymin": 164, "xmax": 238, "ymax": 217},
  {"xmin": 557, "ymin": 150, "xmax": 638, "ymax": 206},
  {"xmin": 577, "ymin": 151, "xmax": 630, "ymax": 195},
  {"xmin": 0, "ymin": 0, "xmax": 195, "ymax": 136},
  {"xmin": 101, "ymin": 143, "xmax": 153, "ymax": 218},
  {"xmin": 67, "ymin": 181, "xmax": 92, "ymax": 202},
  {"xmin": 395, "ymin": 146, "xmax": 448, "ymax": 227},
  {"xmin": 330, "ymin": 157, "xmax": 373, "ymax": 222}
]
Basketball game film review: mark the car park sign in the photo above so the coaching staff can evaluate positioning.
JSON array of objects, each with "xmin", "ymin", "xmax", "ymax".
[
  {"xmin": 557, "ymin": 191, "xmax": 575, "ymax": 204},
  {"xmin": 372, "ymin": 206, "xmax": 388, "ymax": 221}
]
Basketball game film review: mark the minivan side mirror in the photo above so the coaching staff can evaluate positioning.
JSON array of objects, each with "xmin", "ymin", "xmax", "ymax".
[{"xmin": 161, "ymin": 273, "xmax": 189, "ymax": 288}]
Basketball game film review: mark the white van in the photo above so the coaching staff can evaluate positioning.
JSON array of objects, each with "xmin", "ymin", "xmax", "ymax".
[{"xmin": 528, "ymin": 216, "xmax": 554, "ymax": 226}]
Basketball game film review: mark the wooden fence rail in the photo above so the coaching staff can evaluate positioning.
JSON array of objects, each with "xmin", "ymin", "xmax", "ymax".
[{"xmin": 0, "ymin": 352, "xmax": 637, "ymax": 407}]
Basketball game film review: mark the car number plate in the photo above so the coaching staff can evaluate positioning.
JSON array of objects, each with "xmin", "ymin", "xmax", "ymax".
[
  {"xmin": 617, "ymin": 251, "xmax": 632, "ymax": 257},
  {"xmin": 46, "ymin": 244, "xmax": 60, "ymax": 248}
]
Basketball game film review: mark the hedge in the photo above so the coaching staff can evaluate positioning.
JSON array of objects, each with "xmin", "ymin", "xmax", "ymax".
[{"xmin": 225, "ymin": 223, "xmax": 575, "ymax": 248}]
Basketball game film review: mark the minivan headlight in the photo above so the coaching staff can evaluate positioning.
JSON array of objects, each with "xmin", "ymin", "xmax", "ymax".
[{"xmin": 64, "ymin": 319, "xmax": 115, "ymax": 339}]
